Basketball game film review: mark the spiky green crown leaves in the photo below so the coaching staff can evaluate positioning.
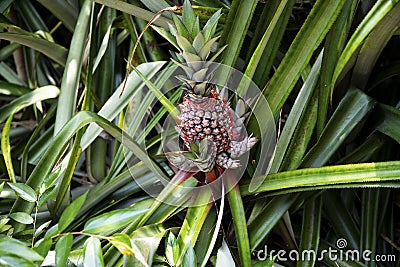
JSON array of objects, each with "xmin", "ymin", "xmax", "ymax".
[{"xmin": 152, "ymin": 0, "xmax": 224, "ymax": 96}]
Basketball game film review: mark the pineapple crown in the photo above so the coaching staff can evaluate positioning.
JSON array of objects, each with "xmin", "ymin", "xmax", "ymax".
[{"xmin": 152, "ymin": 0, "xmax": 225, "ymax": 96}]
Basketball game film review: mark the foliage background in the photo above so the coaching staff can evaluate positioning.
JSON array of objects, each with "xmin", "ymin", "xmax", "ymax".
[{"xmin": 0, "ymin": 0, "xmax": 400, "ymax": 266}]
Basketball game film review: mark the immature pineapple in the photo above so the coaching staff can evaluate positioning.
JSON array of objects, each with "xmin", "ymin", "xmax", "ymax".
[{"xmin": 154, "ymin": 1, "xmax": 257, "ymax": 173}]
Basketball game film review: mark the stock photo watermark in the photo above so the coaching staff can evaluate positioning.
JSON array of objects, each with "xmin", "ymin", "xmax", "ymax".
[{"xmin": 254, "ymin": 238, "xmax": 397, "ymax": 263}]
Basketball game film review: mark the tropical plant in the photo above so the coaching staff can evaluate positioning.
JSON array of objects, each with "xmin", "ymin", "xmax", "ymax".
[{"xmin": 0, "ymin": 0, "xmax": 400, "ymax": 266}]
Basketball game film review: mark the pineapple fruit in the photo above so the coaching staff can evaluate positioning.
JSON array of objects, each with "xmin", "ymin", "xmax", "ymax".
[{"xmin": 153, "ymin": 0, "xmax": 257, "ymax": 174}]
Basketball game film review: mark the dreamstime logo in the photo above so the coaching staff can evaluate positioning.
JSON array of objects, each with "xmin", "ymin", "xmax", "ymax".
[
  {"xmin": 255, "ymin": 238, "xmax": 397, "ymax": 263},
  {"xmin": 336, "ymin": 238, "xmax": 347, "ymax": 249},
  {"xmin": 121, "ymin": 62, "xmax": 276, "ymax": 207}
]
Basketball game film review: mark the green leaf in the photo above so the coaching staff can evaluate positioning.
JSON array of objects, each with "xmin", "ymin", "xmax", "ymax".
[
  {"xmin": 0, "ymin": 62, "xmax": 23, "ymax": 85},
  {"xmin": 135, "ymin": 175, "xmax": 198, "ymax": 228},
  {"xmin": 227, "ymin": 184, "xmax": 251, "ymax": 267},
  {"xmin": 33, "ymin": 238, "xmax": 52, "ymax": 258},
  {"xmin": 198, "ymin": 206, "xmax": 220, "ymax": 267},
  {"xmin": 34, "ymin": 220, "xmax": 51, "ymax": 238},
  {"xmin": 20, "ymin": 105, "xmax": 57, "ymax": 181},
  {"xmin": 0, "ymin": 216, "xmax": 10, "ymax": 230},
  {"xmin": 44, "ymin": 224, "xmax": 59, "ymax": 239},
  {"xmin": 192, "ymin": 16, "xmax": 200, "ymax": 38},
  {"xmin": 84, "ymin": 237, "xmax": 104, "ymax": 267},
  {"xmin": 0, "ymin": 33, "xmax": 67, "ymax": 66},
  {"xmin": 249, "ymin": 0, "xmax": 295, "ymax": 88},
  {"xmin": 297, "ymin": 197, "xmax": 322, "ymax": 267},
  {"xmin": 67, "ymin": 249, "xmax": 85, "ymax": 267},
  {"xmin": 55, "ymin": 234, "xmax": 73, "ymax": 267},
  {"xmin": 109, "ymin": 233, "xmax": 134, "ymax": 256},
  {"xmin": 317, "ymin": 0, "xmax": 354, "ymax": 135},
  {"xmin": 323, "ymin": 191, "xmax": 360, "ymax": 250},
  {"xmin": 172, "ymin": 13, "xmax": 189, "ymax": 39},
  {"xmin": 0, "ymin": 182, "xmax": 4, "ymax": 194},
  {"xmin": 241, "ymin": 161, "xmax": 400, "ymax": 196},
  {"xmin": 54, "ymin": 0, "xmax": 91, "ymax": 134},
  {"xmin": 270, "ymin": 52, "xmax": 322, "ymax": 173},
  {"xmin": 78, "ymin": 173, "xmax": 154, "ymax": 223},
  {"xmin": 80, "ymin": 61, "xmax": 166, "ymax": 149},
  {"xmin": 130, "ymin": 223, "xmax": 168, "ymax": 266},
  {"xmin": 176, "ymin": 189, "xmax": 212, "ymax": 266},
  {"xmin": 1, "ymin": 114, "xmax": 16, "ymax": 183},
  {"xmin": 0, "ymin": 254, "xmax": 36, "ymax": 267},
  {"xmin": 219, "ymin": 0, "xmax": 258, "ymax": 67},
  {"xmin": 92, "ymin": 0, "xmax": 172, "ymax": 28},
  {"xmin": 9, "ymin": 212, "xmax": 33, "ymax": 225},
  {"xmin": 10, "ymin": 111, "xmax": 168, "ymax": 232},
  {"xmin": 280, "ymin": 93, "xmax": 318, "ymax": 171},
  {"xmin": 183, "ymin": 243, "xmax": 197, "ymax": 267},
  {"xmin": 332, "ymin": 0, "xmax": 400, "ymax": 87},
  {"xmin": 203, "ymin": 9, "xmax": 222, "ymax": 42},
  {"xmin": 301, "ymin": 88, "xmax": 375, "ymax": 167},
  {"xmin": 0, "ymin": 0, "xmax": 13, "ymax": 13},
  {"xmin": 53, "ymin": 132, "xmax": 83, "ymax": 213},
  {"xmin": 336, "ymin": 132, "xmax": 387, "ymax": 164},
  {"xmin": 137, "ymin": 0, "xmax": 171, "ymax": 16},
  {"xmin": 360, "ymin": 189, "xmax": 384, "ymax": 255},
  {"xmin": 11, "ymin": 1, "xmax": 48, "ymax": 32},
  {"xmin": 136, "ymin": 87, "xmax": 182, "ymax": 144},
  {"xmin": 0, "ymin": 81, "xmax": 30, "ymax": 96},
  {"xmin": 7, "ymin": 183, "xmax": 37, "ymax": 203},
  {"xmin": 198, "ymin": 36, "xmax": 219, "ymax": 60},
  {"xmin": 38, "ymin": 172, "xmax": 58, "ymax": 207},
  {"xmin": 40, "ymin": 169, "xmax": 61, "ymax": 195},
  {"xmin": 243, "ymin": 0, "xmax": 291, "ymax": 81},
  {"xmin": 265, "ymin": 0, "xmax": 346, "ymax": 114},
  {"xmin": 37, "ymin": 186, "xmax": 56, "ymax": 210},
  {"xmin": 0, "ymin": 236, "xmax": 43, "ymax": 262},
  {"xmin": 132, "ymin": 66, "xmax": 178, "ymax": 119},
  {"xmin": 166, "ymin": 232, "xmax": 178, "ymax": 266},
  {"xmin": 192, "ymin": 32, "xmax": 205, "ymax": 53},
  {"xmin": 92, "ymin": 23, "xmax": 113, "ymax": 73},
  {"xmin": 248, "ymin": 195, "xmax": 297, "ymax": 250},
  {"xmin": 175, "ymin": 35, "xmax": 197, "ymax": 54},
  {"xmin": 151, "ymin": 25, "xmax": 180, "ymax": 50},
  {"xmin": 183, "ymin": 0, "xmax": 196, "ymax": 36},
  {"xmin": 58, "ymin": 192, "xmax": 88, "ymax": 233},
  {"xmin": 0, "ymin": 85, "xmax": 60, "ymax": 123},
  {"xmin": 375, "ymin": 104, "xmax": 400, "ymax": 143},
  {"xmin": 351, "ymin": 2, "xmax": 400, "ymax": 89},
  {"xmin": 36, "ymin": 0, "xmax": 78, "ymax": 32},
  {"xmin": 84, "ymin": 207, "xmax": 148, "ymax": 234}
]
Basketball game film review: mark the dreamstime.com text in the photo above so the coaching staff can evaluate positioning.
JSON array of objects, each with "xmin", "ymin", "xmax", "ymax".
[{"xmin": 254, "ymin": 238, "xmax": 397, "ymax": 263}]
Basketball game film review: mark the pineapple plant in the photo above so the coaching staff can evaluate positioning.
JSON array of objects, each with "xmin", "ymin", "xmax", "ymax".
[{"xmin": 153, "ymin": 1, "xmax": 257, "ymax": 176}]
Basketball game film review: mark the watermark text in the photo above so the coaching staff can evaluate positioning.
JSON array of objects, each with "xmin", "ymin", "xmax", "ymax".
[{"xmin": 254, "ymin": 238, "xmax": 397, "ymax": 263}]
